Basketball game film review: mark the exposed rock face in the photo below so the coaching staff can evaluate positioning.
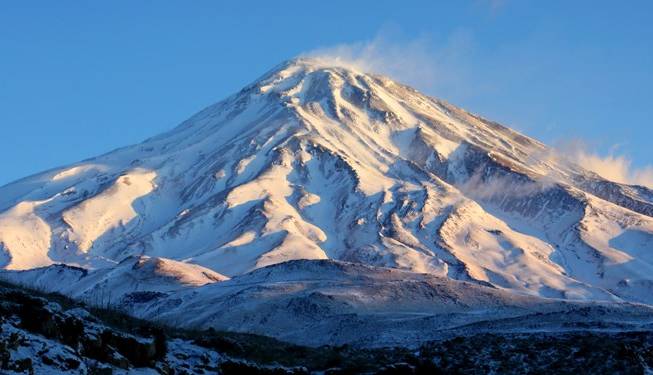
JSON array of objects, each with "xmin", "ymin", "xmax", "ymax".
[
  {"xmin": 1, "ymin": 58, "xmax": 653, "ymax": 348},
  {"xmin": 0, "ymin": 285, "xmax": 223, "ymax": 373}
]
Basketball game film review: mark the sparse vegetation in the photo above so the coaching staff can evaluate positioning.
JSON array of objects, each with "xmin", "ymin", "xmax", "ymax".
[{"xmin": 1, "ymin": 280, "xmax": 653, "ymax": 373}]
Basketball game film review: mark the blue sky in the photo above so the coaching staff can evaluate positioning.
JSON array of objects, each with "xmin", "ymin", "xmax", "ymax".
[{"xmin": 1, "ymin": 1, "xmax": 651, "ymax": 186}]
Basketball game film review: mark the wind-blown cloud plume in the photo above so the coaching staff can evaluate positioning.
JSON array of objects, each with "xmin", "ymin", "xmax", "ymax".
[
  {"xmin": 560, "ymin": 141, "xmax": 653, "ymax": 188},
  {"xmin": 301, "ymin": 28, "xmax": 474, "ymax": 96},
  {"xmin": 573, "ymin": 150, "xmax": 653, "ymax": 188},
  {"xmin": 459, "ymin": 169, "xmax": 554, "ymax": 200}
]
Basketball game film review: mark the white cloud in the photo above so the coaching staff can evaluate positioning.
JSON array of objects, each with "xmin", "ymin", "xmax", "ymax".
[
  {"xmin": 301, "ymin": 27, "xmax": 475, "ymax": 97},
  {"xmin": 460, "ymin": 169, "xmax": 553, "ymax": 200},
  {"xmin": 561, "ymin": 141, "xmax": 653, "ymax": 188}
]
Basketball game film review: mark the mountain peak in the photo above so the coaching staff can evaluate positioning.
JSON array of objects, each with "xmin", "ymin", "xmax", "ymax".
[
  {"xmin": 271, "ymin": 56, "xmax": 367, "ymax": 73},
  {"xmin": 248, "ymin": 55, "xmax": 398, "ymax": 100},
  {"xmin": 1, "ymin": 58, "xmax": 653, "ymax": 315}
]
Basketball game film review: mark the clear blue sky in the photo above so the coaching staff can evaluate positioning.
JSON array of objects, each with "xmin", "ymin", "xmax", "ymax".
[{"xmin": 1, "ymin": 1, "xmax": 651, "ymax": 186}]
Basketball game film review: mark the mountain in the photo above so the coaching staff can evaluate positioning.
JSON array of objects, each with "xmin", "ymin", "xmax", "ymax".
[
  {"xmin": 1, "ymin": 255, "xmax": 227, "ymax": 306},
  {"xmin": 1, "ymin": 57, "xmax": 653, "ymax": 346}
]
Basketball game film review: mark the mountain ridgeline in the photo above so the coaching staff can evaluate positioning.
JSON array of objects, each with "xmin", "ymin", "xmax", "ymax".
[{"xmin": 1, "ymin": 57, "xmax": 653, "ymax": 347}]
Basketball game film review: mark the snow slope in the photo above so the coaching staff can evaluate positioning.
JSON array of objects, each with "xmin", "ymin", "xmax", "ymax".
[
  {"xmin": 1, "ymin": 57, "xmax": 653, "ymax": 345},
  {"xmin": 1, "ymin": 256, "xmax": 227, "ymax": 307},
  {"xmin": 7, "ymin": 258, "xmax": 653, "ymax": 347}
]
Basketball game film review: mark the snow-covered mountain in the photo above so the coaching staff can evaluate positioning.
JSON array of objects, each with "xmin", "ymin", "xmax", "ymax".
[
  {"xmin": 2, "ymin": 57, "xmax": 653, "ymax": 345},
  {"xmin": 1, "ymin": 255, "xmax": 227, "ymax": 306}
]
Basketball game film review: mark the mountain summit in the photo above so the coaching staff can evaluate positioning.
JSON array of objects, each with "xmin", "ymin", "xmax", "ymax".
[{"xmin": 2, "ymin": 58, "xmax": 653, "ymax": 344}]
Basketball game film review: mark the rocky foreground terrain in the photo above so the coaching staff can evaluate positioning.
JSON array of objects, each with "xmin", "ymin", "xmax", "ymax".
[{"xmin": 1, "ymin": 280, "xmax": 652, "ymax": 374}]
